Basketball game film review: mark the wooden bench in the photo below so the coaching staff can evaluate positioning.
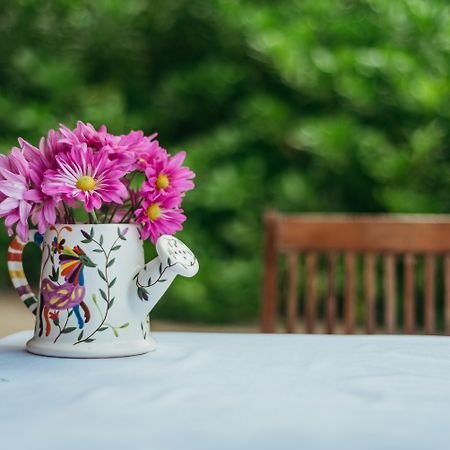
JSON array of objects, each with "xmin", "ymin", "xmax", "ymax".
[{"xmin": 261, "ymin": 212, "xmax": 450, "ymax": 335}]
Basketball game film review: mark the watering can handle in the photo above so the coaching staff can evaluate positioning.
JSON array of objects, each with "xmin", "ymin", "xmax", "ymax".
[{"xmin": 7, "ymin": 230, "xmax": 44, "ymax": 316}]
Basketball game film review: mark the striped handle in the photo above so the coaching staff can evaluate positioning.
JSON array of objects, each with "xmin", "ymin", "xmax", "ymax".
[{"xmin": 8, "ymin": 230, "xmax": 44, "ymax": 315}]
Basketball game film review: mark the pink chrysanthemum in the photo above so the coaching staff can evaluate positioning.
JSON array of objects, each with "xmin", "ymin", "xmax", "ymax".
[
  {"xmin": 19, "ymin": 132, "xmax": 61, "ymax": 232},
  {"xmin": 133, "ymin": 133, "xmax": 164, "ymax": 172},
  {"xmin": 0, "ymin": 148, "xmax": 33, "ymax": 240},
  {"xmin": 142, "ymin": 151, "xmax": 195, "ymax": 195},
  {"xmin": 42, "ymin": 145, "xmax": 128, "ymax": 212},
  {"xmin": 135, "ymin": 191, "xmax": 186, "ymax": 244},
  {"xmin": 59, "ymin": 121, "xmax": 155, "ymax": 171}
]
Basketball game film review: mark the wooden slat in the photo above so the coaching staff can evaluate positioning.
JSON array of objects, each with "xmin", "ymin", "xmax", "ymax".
[
  {"xmin": 261, "ymin": 211, "xmax": 279, "ymax": 332},
  {"xmin": 384, "ymin": 253, "xmax": 396, "ymax": 334},
  {"xmin": 364, "ymin": 253, "xmax": 376, "ymax": 334},
  {"xmin": 445, "ymin": 254, "xmax": 450, "ymax": 336},
  {"xmin": 424, "ymin": 254, "xmax": 435, "ymax": 335},
  {"xmin": 305, "ymin": 252, "xmax": 317, "ymax": 333},
  {"xmin": 403, "ymin": 253, "xmax": 415, "ymax": 334},
  {"xmin": 285, "ymin": 252, "xmax": 298, "ymax": 333},
  {"xmin": 344, "ymin": 253, "xmax": 356, "ymax": 334},
  {"xmin": 325, "ymin": 253, "xmax": 337, "ymax": 334},
  {"xmin": 277, "ymin": 214, "xmax": 450, "ymax": 253}
]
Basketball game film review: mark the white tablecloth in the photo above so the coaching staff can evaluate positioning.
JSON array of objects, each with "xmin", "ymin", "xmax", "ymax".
[{"xmin": 1, "ymin": 331, "xmax": 450, "ymax": 450}]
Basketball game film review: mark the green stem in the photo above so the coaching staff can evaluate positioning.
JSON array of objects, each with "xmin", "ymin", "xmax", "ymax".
[
  {"xmin": 63, "ymin": 203, "xmax": 73, "ymax": 223},
  {"xmin": 120, "ymin": 198, "xmax": 143, "ymax": 224},
  {"xmin": 74, "ymin": 235, "xmax": 122, "ymax": 345},
  {"xmin": 53, "ymin": 312, "xmax": 70, "ymax": 343},
  {"xmin": 108, "ymin": 204, "xmax": 120, "ymax": 223},
  {"xmin": 89, "ymin": 210, "xmax": 99, "ymax": 224}
]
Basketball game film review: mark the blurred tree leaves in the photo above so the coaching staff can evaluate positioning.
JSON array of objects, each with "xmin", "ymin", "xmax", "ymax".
[{"xmin": 1, "ymin": 0, "xmax": 450, "ymax": 323}]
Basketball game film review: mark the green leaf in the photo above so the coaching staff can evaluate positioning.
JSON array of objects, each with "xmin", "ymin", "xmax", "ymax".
[
  {"xmin": 68, "ymin": 310, "xmax": 74, "ymax": 317},
  {"xmin": 158, "ymin": 279, "xmax": 167, "ymax": 283},
  {"xmin": 78, "ymin": 330, "xmax": 84, "ymax": 340},
  {"xmin": 112, "ymin": 328, "xmax": 119, "ymax": 337},
  {"xmin": 109, "ymin": 277, "xmax": 117, "ymax": 288},
  {"xmin": 147, "ymin": 276, "xmax": 152, "ymax": 285},
  {"xmin": 52, "ymin": 318, "xmax": 60, "ymax": 327},
  {"xmin": 89, "ymin": 227, "xmax": 94, "ymax": 238},
  {"xmin": 159, "ymin": 263, "xmax": 163, "ymax": 275},
  {"xmin": 99, "ymin": 289, "xmax": 107, "ymax": 301},
  {"xmin": 109, "ymin": 297, "xmax": 115, "ymax": 307},
  {"xmin": 81, "ymin": 230, "xmax": 92, "ymax": 241},
  {"xmin": 98, "ymin": 326, "xmax": 108, "ymax": 332},
  {"xmin": 120, "ymin": 322, "xmax": 129, "ymax": 328},
  {"xmin": 99, "ymin": 234, "xmax": 104, "ymax": 246},
  {"xmin": 62, "ymin": 327, "xmax": 77, "ymax": 334},
  {"xmin": 106, "ymin": 258, "xmax": 115, "ymax": 268},
  {"xmin": 167, "ymin": 257, "xmax": 172, "ymax": 266},
  {"xmin": 85, "ymin": 338, "xmax": 95, "ymax": 343},
  {"xmin": 111, "ymin": 245, "xmax": 121, "ymax": 252},
  {"xmin": 128, "ymin": 171, "xmax": 146, "ymax": 191},
  {"xmin": 97, "ymin": 269, "xmax": 107, "ymax": 282},
  {"xmin": 117, "ymin": 227, "xmax": 126, "ymax": 240},
  {"xmin": 93, "ymin": 248, "xmax": 103, "ymax": 253}
]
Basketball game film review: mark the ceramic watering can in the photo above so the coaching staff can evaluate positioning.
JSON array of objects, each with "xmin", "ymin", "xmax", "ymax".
[{"xmin": 7, "ymin": 224, "xmax": 198, "ymax": 358}]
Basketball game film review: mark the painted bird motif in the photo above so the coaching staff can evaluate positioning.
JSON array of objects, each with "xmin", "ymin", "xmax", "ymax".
[{"xmin": 40, "ymin": 245, "xmax": 96, "ymax": 337}]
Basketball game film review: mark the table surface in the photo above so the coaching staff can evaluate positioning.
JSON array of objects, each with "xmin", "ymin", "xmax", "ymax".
[{"xmin": 1, "ymin": 331, "xmax": 450, "ymax": 450}]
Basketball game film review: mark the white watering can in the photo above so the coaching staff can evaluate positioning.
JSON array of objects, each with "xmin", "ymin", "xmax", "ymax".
[{"xmin": 7, "ymin": 224, "xmax": 198, "ymax": 358}]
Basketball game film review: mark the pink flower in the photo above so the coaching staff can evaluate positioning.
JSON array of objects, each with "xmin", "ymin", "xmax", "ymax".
[
  {"xmin": 0, "ymin": 148, "xmax": 33, "ymax": 241},
  {"xmin": 42, "ymin": 145, "xmax": 128, "ymax": 212},
  {"xmin": 19, "ymin": 133, "xmax": 60, "ymax": 232},
  {"xmin": 135, "ymin": 191, "xmax": 186, "ymax": 244},
  {"xmin": 60, "ymin": 122, "xmax": 143, "ymax": 170},
  {"xmin": 132, "ymin": 133, "xmax": 165, "ymax": 172},
  {"xmin": 142, "ymin": 151, "xmax": 195, "ymax": 195}
]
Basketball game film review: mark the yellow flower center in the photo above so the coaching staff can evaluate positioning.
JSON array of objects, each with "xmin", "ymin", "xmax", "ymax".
[
  {"xmin": 147, "ymin": 204, "xmax": 161, "ymax": 221},
  {"xmin": 156, "ymin": 174, "xmax": 169, "ymax": 190},
  {"xmin": 76, "ymin": 175, "xmax": 96, "ymax": 192}
]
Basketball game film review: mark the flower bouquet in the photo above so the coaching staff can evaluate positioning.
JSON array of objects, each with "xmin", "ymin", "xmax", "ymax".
[
  {"xmin": 0, "ymin": 121, "xmax": 195, "ymax": 243},
  {"xmin": 2, "ymin": 122, "xmax": 198, "ymax": 358}
]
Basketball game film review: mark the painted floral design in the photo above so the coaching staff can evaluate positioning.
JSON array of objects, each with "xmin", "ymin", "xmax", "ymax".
[
  {"xmin": 39, "ymin": 225, "xmax": 129, "ymax": 344},
  {"xmin": 134, "ymin": 236, "xmax": 197, "ymax": 301}
]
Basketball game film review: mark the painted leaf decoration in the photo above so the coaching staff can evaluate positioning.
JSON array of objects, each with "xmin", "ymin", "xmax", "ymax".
[
  {"xmin": 62, "ymin": 327, "xmax": 77, "ymax": 334},
  {"xmin": 81, "ymin": 230, "xmax": 91, "ymax": 241},
  {"xmin": 117, "ymin": 227, "xmax": 127, "ymax": 240},
  {"xmin": 107, "ymin": 258, "xmax": 115, "ymax": 268},
  {"xmin": 97, "ymin": 269, "xmax": 107, "ymax": 282}
]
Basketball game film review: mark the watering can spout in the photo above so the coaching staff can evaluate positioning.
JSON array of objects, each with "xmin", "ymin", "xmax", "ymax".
[{"xmin": 132, "ymin": 235, "xmax": 199, "ymax": 318}]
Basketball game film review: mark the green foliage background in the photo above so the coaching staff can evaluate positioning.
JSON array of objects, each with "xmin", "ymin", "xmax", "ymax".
[{"xmin": 1, "ymin": 0, "xmax": 450, "ymax": 324}]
